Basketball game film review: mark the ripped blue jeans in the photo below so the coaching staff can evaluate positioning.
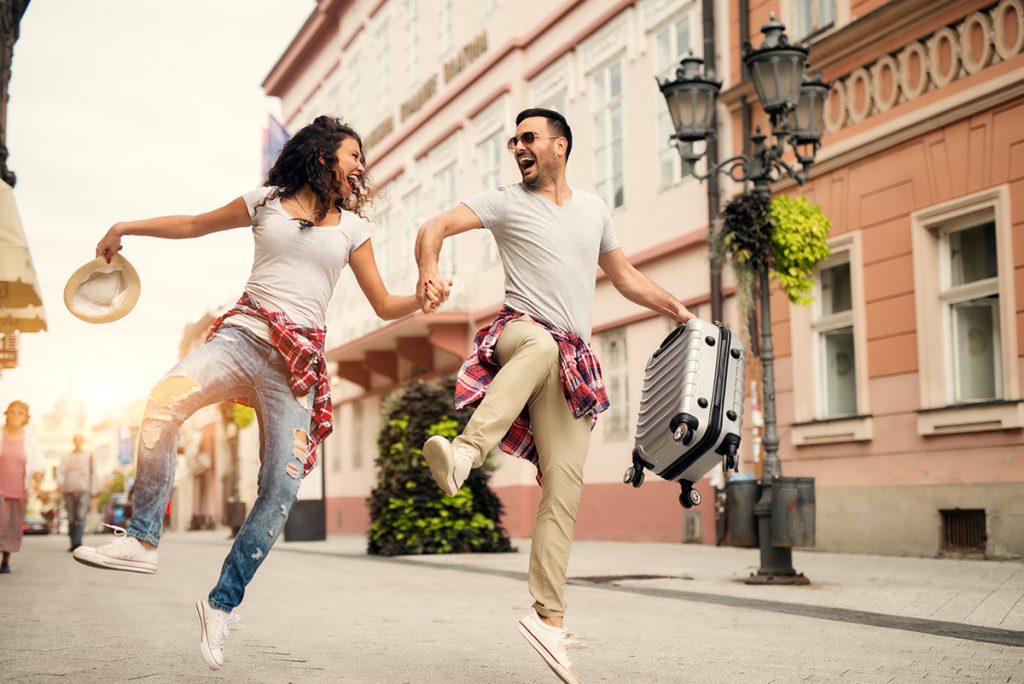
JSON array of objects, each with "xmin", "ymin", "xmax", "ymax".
[{"xmin": 126, "ymin": 324, "xmax": 313, "ymax": 612}]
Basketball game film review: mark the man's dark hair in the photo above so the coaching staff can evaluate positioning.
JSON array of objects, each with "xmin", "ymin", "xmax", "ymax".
[{"xmin": 516, "ymin": 108, "xmax": 573, "ymax": 161}]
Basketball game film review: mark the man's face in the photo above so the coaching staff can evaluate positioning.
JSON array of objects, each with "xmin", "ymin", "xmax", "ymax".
[
  {"xmin": 510, "ymin": 117, "xmax": 563, "ymax": 186},
  {"xmin": 73, "ymin": 435, "xmax": 85, "ymax": 450}
]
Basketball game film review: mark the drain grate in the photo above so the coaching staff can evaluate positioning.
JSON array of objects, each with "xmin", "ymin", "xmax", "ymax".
[{"xmin": 940, "ymin": 508, "xmax": 986, "ymax": 554}]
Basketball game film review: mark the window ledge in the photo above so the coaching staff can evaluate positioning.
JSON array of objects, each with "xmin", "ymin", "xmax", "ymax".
[
  {"xmin": 791, "ymin": 414, "xmax": 873, "ymax": 446},
  {"xmin": 916, "ymin": 400, "xmax": 1024, "ymax": 436}
]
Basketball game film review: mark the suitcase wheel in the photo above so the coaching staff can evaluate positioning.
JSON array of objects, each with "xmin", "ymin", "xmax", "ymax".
[
  {"xmin": 679, "ymin": 485, "xmax": 701, "ymax": 509},
  {"xmin": 623, "ymin": 465, "xmax": 645, "ymax": 488}
]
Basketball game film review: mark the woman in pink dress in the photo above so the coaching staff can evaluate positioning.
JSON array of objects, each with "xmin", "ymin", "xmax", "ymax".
[{"xmin": 0, "ymin": 401, "xmax": 45, "ymax": 574}]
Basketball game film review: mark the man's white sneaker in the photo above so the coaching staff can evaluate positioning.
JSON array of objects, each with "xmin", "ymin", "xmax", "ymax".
[
  {"xmin": 72, "ymin": 525, "xmax": 158, "ymax": 574},
  {"xmin": 423, "ymin": 436, "xmax": 475, "ymax": 496},
  {"xmin": 517, "ymin": 611, "xmax": 581, "ymax": 684},
  {"xmin": 196, "ymin": 599, "xmax": 232, "ymax": 670}
]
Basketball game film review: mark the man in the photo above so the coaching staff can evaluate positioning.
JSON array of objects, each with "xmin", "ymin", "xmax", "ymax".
[
  {"xmin": 57, "ymin": 434, "xmax": 93, "ymax": 552},
  {"xmin": 415, "ymin": 108, "xmax": 694, "ymax": 683}
]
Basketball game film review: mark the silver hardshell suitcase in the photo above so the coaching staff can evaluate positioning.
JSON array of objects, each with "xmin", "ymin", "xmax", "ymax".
[{"xmin": 624, "ymin": 319, "xmax": 745, "ymax": 508}]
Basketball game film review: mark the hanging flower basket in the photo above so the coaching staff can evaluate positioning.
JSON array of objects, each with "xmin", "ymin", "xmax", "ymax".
[{"xmin": 711, "ymin": 191, "xmax": 832, "ymax": 328}]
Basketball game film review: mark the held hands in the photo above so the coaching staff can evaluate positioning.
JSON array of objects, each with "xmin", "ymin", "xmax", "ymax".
[
  {"xmin": 96, "ymin": 224, "xmax": 125, "ymax": 263},
  {"xmin": 418, "ymin": 271, "xmax": 452, "ymax": 314}
]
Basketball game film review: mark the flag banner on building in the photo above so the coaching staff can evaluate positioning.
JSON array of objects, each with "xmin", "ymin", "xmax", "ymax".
[{"xmin": 262, "ymin": 114, "xmax": 290, "ymax": 181}]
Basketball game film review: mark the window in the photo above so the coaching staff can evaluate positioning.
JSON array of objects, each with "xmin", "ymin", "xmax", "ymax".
[
  {"xmin": 434, "ymin": 165, "xmax": 458, "ymax": 277},
  {"xmin": 942, "ymin": 220, "xmax": 1000, "ymax": 402},
  {"xmin": 591, "ymin": 61, "xmax": 625, "ymax": 209},
  {"xmin": 539, "ymin": 92, "xmax": 567, "ymax": 116},
  {"xmin": 403, "ymin": 0, "xmax": 419, "ymax": 87},
  {"xmin": 790, "ymin": 0, "xmax": 836, "ymax": 41},
  {"xmin": 788, "ymin": 233, "xmax": 872, "ymax": 445},
  {"xmin": 601, "ymin": 328, "xmax": 629, "ymax": 438},
  {"xmin": 351, "ymin": 401, "xmax": 364, "ymax": 469},
  {"xmin": 374, "ymin": 207, "xmax": 392, "ymax": 286},
  {"xmin": 399, "ymin": 187, "xmax": 422, "ymax": 290},
  {"xmin": 437, "ymin": 0, "xmax": 454, "ymax": 56},
  {"xmin": 331, "ymin": 408, "xmax": 343, "ymax": 472},
  {"xmin": 654, "ymin": 14, "xmax": 694, "ymax": 188},
  {"xmin": 477, "ymin": 132, "xmax": 504, "ymax": 263},
  {"xmin": 911, "ymin": 186, "xmax": 1022, "ymax": 434},
  {"xmin": 480, "ymin": 0, "xmax": 499, "ymax": 20},
  {"xmin": 814, "ymin": 260, "xmax": 857, "ymax": 417},
  {"xmin": 345, "ymin": 47, "xmax": 363, "ymax": 130},
  {"xmin": 374, "ymin": 17, "xmax": 391, "ymax": 117}
]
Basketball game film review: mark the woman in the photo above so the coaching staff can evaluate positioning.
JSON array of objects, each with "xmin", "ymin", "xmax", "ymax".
[
  {"xmin": 73, "ymin": 116, "xmax": 448, "ymax": 670},
  {"xmin": 0, "ymin": 400, "xmax": 45, "ymax": 574}
]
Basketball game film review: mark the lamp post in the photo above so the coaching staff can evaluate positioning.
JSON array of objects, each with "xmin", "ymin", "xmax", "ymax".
[{"xmin": 658, "ymin": 13, "xmax": 829, "ymax": 584}]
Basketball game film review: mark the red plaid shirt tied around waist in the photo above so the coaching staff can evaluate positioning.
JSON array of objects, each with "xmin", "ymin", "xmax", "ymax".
[
  {"xmin": 454, "ymin": 307, "xmax": 609, "ymax": 477},
  {"xmin": 207, "ymin": 293, "xmax": 331, "ymax": 477}
]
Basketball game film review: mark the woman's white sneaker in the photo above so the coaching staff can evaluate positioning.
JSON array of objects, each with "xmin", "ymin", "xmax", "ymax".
[
  {"xmin": 72, "ymin": 525, "xmax": 158, "ymax": 574},
  {"xmin": 516, "ymin": 611, "xmax": 582, "ymax": 684},
  {"xmin": 196, "ymin": 599, "xmax": 232, "ymax": 670}
]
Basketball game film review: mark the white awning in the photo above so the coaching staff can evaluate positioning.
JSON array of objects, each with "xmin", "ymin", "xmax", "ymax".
[{"xmin": 0, "ymin": 178, "xmax": 46, "ymax": 333}]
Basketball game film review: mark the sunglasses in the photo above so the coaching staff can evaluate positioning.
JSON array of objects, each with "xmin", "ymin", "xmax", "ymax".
[{"xmin": 506, "ymin": 131, "xmax": 559, "ymax": 152}]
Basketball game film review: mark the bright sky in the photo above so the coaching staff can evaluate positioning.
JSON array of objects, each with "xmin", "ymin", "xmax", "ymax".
[{"xmin": 1, "ymin": 1, "xmax": 315, "ymax": 424}]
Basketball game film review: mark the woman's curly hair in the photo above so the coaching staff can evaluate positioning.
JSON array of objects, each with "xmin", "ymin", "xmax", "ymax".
[{"xmin": 262, "ymin": 116, "xmax": 374, "ymax": 221}]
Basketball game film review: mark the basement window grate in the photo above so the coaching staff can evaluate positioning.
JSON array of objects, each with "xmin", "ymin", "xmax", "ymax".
[{"xmin": 940, "ymin": 508, "xmax": 986, "ymax": 553}]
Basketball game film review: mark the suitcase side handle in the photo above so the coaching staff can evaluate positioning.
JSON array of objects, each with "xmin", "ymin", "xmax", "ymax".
[{"xmin": 653, "ymin": 324, "xmax": 688, "ymax": 359}]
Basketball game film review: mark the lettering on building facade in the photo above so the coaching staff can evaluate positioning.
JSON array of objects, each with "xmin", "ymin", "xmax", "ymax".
[{"xmin": 443, "ymin": 33, "xmax": 488, "ymax": 84}]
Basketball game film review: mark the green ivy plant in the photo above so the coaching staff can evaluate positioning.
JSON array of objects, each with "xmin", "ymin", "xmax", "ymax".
[
  {"xmin": 712, "ymin": 191, "xmax": 832, "ymax": 324},
  {"xmin": 770, "ymin": 195, "xmax": 832, "ymax": 305},
  {"xmin": 367, "ymin": 378, "xmax": 514, "ymax": 556}
]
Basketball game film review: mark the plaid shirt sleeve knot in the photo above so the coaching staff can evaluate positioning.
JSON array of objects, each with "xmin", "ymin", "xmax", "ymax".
[
  {"xmin": 454, "ymin": 307, "xmax": 609, "ymax": 482},
  {"xmin": 206, "ymin": 293, "xmax": 332, "ymax": 477}
]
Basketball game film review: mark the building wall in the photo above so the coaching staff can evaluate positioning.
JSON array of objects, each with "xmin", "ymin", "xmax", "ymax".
[
  {"xmin": 722, "ymin": 0, "xmax": 1024, "ymax": 556},
  {"xmin": 264, "ymin": 0, "xmax": 1024, "ymax": 556}
]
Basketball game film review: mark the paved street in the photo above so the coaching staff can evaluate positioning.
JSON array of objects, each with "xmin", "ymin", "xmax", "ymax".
[{"xmin": 2, "ymin": 530, "xmax": 1022, "ymax": 682}]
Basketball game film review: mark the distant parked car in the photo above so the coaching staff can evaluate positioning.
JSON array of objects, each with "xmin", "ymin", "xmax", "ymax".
[{"xmin": 22, "ymin": 515, "xmax": 50, "ymax": 535}]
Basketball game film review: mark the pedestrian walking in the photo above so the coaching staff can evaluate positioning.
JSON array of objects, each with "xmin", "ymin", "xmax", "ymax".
[
  {"xmin": 72, "ymin": 116, "xmax": 447, "ymax": 670},
  {"xmin": 57, "ymin": 434, "xmax": 94, "ymax": 552},
  {"xmin": 0, "ymin": 400, "xmax": 45, "ymax": 574},
  {"xmin": 416, "ymin": 108, "xmax": 694, "ymax": 683}
]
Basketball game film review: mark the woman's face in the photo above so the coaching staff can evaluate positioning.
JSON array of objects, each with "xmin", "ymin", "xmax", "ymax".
[
  {"xmin": 334, "ymin": 137, "xmax": 365, "ymax": 198},
  {"xmin": 4, "ymin": 404, "xmax": 28, "ymax": 429}
]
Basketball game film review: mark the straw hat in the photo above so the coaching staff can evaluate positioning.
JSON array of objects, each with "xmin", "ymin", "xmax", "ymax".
[{"xmin": 63, "ymin": 253, "xmax": 141, "ymax": 324}]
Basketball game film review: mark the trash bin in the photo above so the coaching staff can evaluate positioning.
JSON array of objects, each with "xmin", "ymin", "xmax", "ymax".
[
  {"xmin": 284, "ymin": 499, "xmax": 326, "ymax": 542},
  {"xmin": 725, "ymin": 475, "xmax": 759, "ymax": 548},
  {"xmin": 770, "ymin": 477, "xmax": 815, "ymax": 547}
]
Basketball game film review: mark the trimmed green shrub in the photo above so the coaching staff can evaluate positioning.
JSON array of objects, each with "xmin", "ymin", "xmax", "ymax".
[{"xmin": 367, "ymin": 378, "xmax": 514, "ymax": 556}]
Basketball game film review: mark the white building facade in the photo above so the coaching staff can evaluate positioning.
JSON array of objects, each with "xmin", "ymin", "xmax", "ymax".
[{"xmin": 264, "ymin": 0, "xmax": 739, "ymax": 543}]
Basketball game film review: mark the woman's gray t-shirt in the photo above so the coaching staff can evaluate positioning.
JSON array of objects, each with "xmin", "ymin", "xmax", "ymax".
[
  {"xmin": 227, "ymin": 186, "xmax": 371, "ymax": 342},
  {"xmin": 463, "ymin": 183, "xmax": 619, "ymax": 341}
]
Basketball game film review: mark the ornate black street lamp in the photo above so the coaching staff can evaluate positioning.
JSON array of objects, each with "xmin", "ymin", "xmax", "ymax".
[{"xmin": 658, "ymin": 13, "xmax": 830, "ymax": 584}]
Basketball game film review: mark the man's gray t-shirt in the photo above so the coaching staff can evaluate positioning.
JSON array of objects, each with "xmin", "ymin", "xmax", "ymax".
[{"xmin": 463, "ymin": 183, "xmax": 619, "ymax": 341}]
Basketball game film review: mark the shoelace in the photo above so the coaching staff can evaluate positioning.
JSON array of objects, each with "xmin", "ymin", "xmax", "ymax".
[
  {"xmin": 102, "ymin": 524, "xmax": 136, "ymax": 549},
  {"xmin": 210, "ymin": 610, "xmax": 231, "ymax": 650}
]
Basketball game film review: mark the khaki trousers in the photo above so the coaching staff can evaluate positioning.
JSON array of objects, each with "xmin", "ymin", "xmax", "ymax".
[{"xmin": 454, "ymin": 316, "xmax": 592, "ymax": 617}]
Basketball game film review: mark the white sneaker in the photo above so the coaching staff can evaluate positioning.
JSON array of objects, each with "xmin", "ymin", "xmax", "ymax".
[
  {"xmin": 196, "ymin": 599, "xmax": 232, "ymax": 670},
  {"xmin": 423, "ymin": 436, "xmax": 475, "ymax": 496},
  {"xmin": 517, "ymin": 611, "xmax": 581, "ymax": 684},
  {"xmin": 72, "ymin": 525, "xmax": 158, "ymax": 574}
]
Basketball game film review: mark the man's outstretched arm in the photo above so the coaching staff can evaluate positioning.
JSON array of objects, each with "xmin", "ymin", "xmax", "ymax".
[{"xmin": 598, "ymin": 248, "xmax": 696, "ymax": 325}]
